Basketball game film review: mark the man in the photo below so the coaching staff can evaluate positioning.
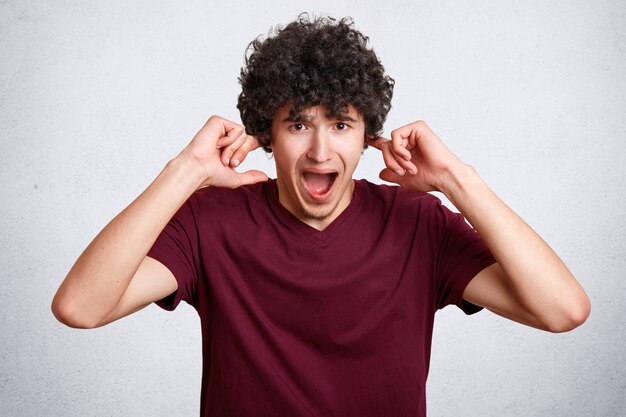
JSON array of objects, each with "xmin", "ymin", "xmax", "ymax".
[{"xmin": 52, "ymin": 15, "xmax": 590, "ymax": 417}]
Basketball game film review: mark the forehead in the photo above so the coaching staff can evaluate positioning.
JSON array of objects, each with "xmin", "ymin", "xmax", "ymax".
[{"xmin": 273, "ymin": 104, "xmax": 362, "ymax": 123}]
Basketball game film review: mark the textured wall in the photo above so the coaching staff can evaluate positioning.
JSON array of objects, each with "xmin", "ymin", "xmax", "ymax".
[{"xmin": 1, "ymin": 0, "xmax": 624, "ymax": 416}]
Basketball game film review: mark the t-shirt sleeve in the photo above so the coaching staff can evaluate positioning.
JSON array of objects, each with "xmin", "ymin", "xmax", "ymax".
[
  {"xmin": 147, "ymin": 195, "xmax": 201, "ymax": 311},
  {"xmin": 433, "ymin": 201, "xmax": 496, "ymax": 315}
]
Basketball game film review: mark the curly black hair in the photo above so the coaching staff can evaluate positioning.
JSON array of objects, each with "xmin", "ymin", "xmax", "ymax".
[{"xmin": 237, "ymin": 14, "xmax": 394, "ymax": 152}]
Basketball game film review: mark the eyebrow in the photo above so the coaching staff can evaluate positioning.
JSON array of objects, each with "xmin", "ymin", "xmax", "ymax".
[{"xmin": 281, "ymin": 113, "xmax": 358, "ymax": 123}]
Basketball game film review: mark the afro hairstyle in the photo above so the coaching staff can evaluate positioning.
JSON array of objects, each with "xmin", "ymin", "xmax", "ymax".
[{"xmin": 237, "ymin": 13, "xmax": 395, "ymax": 152}]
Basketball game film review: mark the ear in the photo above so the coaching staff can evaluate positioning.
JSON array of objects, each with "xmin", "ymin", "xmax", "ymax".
[
  {"xmin": 256, "ymin": 132, "xmax": 272, "ymax": 152},
  {"xmin": 363, "ymin": 133, "xmax": 377, "ymax": 150}
]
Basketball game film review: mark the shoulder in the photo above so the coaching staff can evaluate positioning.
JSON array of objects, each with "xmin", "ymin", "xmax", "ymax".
[
  {"xmin": 167, "ymin": 181, "xmax": 272, "ymax": 240},
  {"xmin": 172, "ymin": 181, "xmax": 270, "ymax": 228},
  {"xmin": 355, "ymin": 180, "xmax": 460, "ymax": 240},
  {"xmin": 191, "ymin": 181, "xmax": 267, "ymax": 208},
  {"xmin": 356, "ymin": 179, "xmax": 443, "ymax": 213}
]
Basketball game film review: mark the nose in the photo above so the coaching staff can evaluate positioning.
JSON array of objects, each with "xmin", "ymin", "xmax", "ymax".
[{"xmin": 306, "ymin": 130, "xmax": 331, "ymax": 163}]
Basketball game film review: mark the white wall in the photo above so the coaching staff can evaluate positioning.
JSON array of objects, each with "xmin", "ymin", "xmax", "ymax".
[{"xmin": 1, "ymin": 0, "xmax": 624, "ymax": 415}]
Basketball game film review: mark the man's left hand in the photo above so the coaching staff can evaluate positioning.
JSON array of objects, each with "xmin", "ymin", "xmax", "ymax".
[{"xmin": 368, "ymin": 120, "xmax": 466, "ymax": 194}]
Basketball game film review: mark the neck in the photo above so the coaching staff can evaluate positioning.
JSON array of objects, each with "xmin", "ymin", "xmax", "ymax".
[{"xmin": 275, "ymin": 178, "xmax": 355, "ymax": 231}]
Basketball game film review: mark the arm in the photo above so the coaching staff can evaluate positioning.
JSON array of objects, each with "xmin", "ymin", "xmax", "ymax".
[
  {"xmin": 51, "ymin": 116, "xmax": 267, "ymax": 328},
  {"xmin": 368, "ymin": 121, "xmax": 590, "ymax": 332}
]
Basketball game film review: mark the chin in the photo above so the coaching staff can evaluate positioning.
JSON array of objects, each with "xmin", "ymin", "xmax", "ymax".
[{"xmin": 300, "ymin": 205, "xmax": 336, "ymax": 222}]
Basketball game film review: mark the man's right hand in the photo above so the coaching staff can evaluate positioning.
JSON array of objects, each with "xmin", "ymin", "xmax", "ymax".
[
  {"xmin": 179, "ymin": 116, "xmax": 268, "ymax": 189},
  {"xmin": 52, "ymin": 115, "xmax": 269, "ymax": 329}
]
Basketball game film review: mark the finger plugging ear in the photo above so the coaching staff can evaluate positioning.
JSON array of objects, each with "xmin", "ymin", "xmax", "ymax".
[
  {"xmin": 366, "ymin": 136, "xmax": 387, "ymax": 150},
  {"xmin": 379, "ymin": 168, "xmax": 403, "ymax": 185},
  {"xmin": 390, "ymin": 130, "xmax": 413, "ymax": 161},
  {"xmin": 380, "ymin": 142, "xmax": 406, "ymax": 176},
  {"xmin": 230, "ymin": 135, "xmax": 255, "ymax": 168},
  {"xmin": 219, "ymin": 130, "xmax": 248, "ymax": 167}
]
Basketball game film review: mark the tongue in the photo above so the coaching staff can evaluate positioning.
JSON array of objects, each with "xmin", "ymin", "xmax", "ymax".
[{"xmin": 304, "ymin": 173, "xmax": 333, "ymax": 194}]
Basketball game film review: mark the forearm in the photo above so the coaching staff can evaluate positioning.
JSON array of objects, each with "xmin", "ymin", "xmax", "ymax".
[
  {"xmin": 52, "ymin": 154, "xmax": 205, "ymax": 327},
  {"xmin": 441, "ymin": 163, "xmax": 590, "ymax": 330}
]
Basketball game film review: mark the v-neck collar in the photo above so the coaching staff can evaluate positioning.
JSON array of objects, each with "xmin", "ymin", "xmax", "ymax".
[{"xmin": 264, "ymin": 179, "xmax": 362, "ymax": 244}]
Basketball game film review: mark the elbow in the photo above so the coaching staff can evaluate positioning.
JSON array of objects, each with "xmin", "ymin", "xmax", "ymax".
[
  {"xmin": 51, "ymin": 295, "xmax": 101, "ymax": 329},
  {"xmin": 545, "ymin": 294, "xmax": 591, "ymax": 333}
]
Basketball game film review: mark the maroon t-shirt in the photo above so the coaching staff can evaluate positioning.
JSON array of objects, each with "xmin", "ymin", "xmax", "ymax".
[{"xmin": 147, "ymin": 179, "xmax": 495, "ymax": 417}]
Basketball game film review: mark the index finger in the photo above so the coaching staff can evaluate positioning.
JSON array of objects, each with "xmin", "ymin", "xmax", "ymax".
[
  {"xmin": 390, "ymin": 128, "xmax": 412, "ymax": 161},
  {"xmin": 366, "ymin": 136, "xmax": 389, "ymax": 151},
  {"xmin": 197, "ymin": 116, "xmax": 244, "ymax": 145}
]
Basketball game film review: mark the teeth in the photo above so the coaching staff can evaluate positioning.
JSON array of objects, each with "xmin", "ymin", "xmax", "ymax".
[{"xmin": 303, "ymin": 173, "xmax": 335, "ymax": 194}]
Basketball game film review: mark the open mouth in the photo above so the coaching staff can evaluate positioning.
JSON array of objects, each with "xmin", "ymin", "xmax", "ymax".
[{"xmin": 302, "ymin": 172, "xmax": 338, "ymax": 200}]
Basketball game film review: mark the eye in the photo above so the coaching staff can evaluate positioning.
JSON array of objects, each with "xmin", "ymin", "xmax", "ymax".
[
  {"xmin": 335, "ymin": 122, "xmax": 349, "ymax": 131},
  {"xmin": 290, "ymin": 123, "xmax": 306, "ymax": 132}
]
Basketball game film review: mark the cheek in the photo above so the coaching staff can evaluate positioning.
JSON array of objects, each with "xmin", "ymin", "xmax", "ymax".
[
  {"xmin": 273, "ymin": 148, "xmax": 302, "ymax": 175},
  {"xmin": 340, "ymin": 141, "xmax": 366, "ymax": 165}
]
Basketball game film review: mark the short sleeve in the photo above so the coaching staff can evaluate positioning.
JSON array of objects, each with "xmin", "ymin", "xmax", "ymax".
[
  {"xmin": 433, "ymin": 202, "xmax": 496, "ymax": 314},
  {"xmin": 147, "ymin": 194, "xmax": 201, "ymax": 311}
]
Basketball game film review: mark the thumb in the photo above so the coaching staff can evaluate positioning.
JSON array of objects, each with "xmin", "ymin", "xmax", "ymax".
[
  {"xmin": 379, "ymin": 168, "xmax": 402, "ymax": 185},
  {"xmin": 236, "ymin": 169, "xmax": 269, "ymax": 186}
]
